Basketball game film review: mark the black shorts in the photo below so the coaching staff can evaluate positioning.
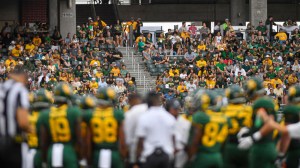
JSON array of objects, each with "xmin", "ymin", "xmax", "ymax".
[{"xmin": 0, "ymin": 139, "xmax": 22, "ymax": 168}]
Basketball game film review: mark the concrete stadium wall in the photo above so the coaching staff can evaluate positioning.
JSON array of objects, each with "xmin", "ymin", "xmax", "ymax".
[
  {"xmin": 117, "ymin": 4, "xmax": 299, "ymax": 22},
  {"xmin": 0, "ymin": 0, "xmax": 20, "ymax": 23}
]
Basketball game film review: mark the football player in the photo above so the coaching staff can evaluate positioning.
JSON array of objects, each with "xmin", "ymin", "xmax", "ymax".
[
  {"xmin": 26, "ymin": 89, "xmax": 53, "ymax": 168},
  {"xmin": 269, "ymin": 85, "xmax": 300, "ymax": 168},
  {"xmin": 188, "ymin": 90, "xmax": 231, "ymax": 168},
  {"xmin": 173, "ymin": 95, "xmax": 195, "ymax": 168},
  {"xmin": 38, "ymin": 82, "xmax": 83, "ymax": 168},
  {"xmin": 221, "ymin": 85, "xmax": 252, "ymax": 168},
  {"xmin": 76, "ymin": 95, "xmax": 97, "ymax": 167},
  {"xmin": 238, "ymin": 79, "xmax": 279, "ymax": 168},
  {"xmin": 83, "ymin": 87, "xmax": 126, "ymax": 168}
]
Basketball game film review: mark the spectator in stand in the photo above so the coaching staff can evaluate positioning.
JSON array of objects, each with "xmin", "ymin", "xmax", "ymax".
[
  {"xmin": 184, "ymin": 49, "xmax": 196, "ymax": 65},
  {"xmin": 256, "ymin": 20, "xmax": 268, "ymax": 37},
  {"xmin": 275, "ymin": 29, "xmax": 288, "ymax": 44},
  {"xmin": 188, "ymin": 23, "xmax": 197, "ymax": 38},
  {"xmin": 199, "ymin": 22, "xmax": 210, "ymax": 40},
  {"xmin": 265, "ymin": 16, "xmax": 277, "ymax": 41}
]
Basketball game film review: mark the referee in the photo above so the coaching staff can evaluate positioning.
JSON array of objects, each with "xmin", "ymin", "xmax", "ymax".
[
  {"xmin": 0, "ymin": 66, "xmax": 31, "ymax": 168},
  {"xmin": 135, "ymin": 92, "xmax": 176, "ymax": 168}
]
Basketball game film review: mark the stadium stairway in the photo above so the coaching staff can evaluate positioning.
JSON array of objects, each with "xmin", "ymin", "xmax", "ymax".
[{"xmin": 118, "ymin": 47, "xmax": 156, "ymax": 94}]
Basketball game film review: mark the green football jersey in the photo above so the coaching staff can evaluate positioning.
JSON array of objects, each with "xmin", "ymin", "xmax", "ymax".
[
  {"xmin": 38, "ymin": 104, "xmax": 81, "ymax": 144},
  {"xmin": 284, "ymin": 105, "xmax": 300, "ymax": 150},
  {"xmin": 28, "ymin": 111, "xmax": 40, "ymax": 149},
  {"xmin": 251, "ymin": 97, "xmax": 276, "ymax": 143},
  {"xmin": 221, "ymin": 104, "xmax": 252, "ymax": 143},
  {"xmin": 193, "ymin": 110, "xmax": 230, "ymax": 153},
  {"xmin": 83, "ymin": 107, "xmax": 124, "ymax": 150}
]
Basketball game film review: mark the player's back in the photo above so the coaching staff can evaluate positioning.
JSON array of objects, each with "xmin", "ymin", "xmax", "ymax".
[
  {"xmin": 193, "ymin": 110, "xmax": 229, "ymax": 153},
  {"xmin": 222, "ymin": 104, "xmax": 252, "ymax": 143},
  {"xmin": 40, "ymin": 104, "xmax": 80, "ymax": 144},
  {"xmin": 88, "ymin": 106, "xmax": 124, "ymax": 150}
]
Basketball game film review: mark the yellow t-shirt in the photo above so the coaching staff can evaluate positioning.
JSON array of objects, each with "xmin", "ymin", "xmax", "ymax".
[
  {"xmin": 169, "ymin": 69, "xmax": 180, "ymax": 77},
  {"xmin": 90, "ymin": 60, "xmax": 101, "ymax": 66},
  {"xmin": 94, "ymin": 20, "xmax": 107, "ymax": 28},
  {"xmin": 275, "ymin": 32, "xmax": 287, "ymax": 41},
  {"xmin": 25, "ymin": 44, "xmax": 35, "ymax": 52},
  {"xmin": 197, "ymin": 44, "xmax": 206, "ymax": 51},
  {"xmin": 196, "ymin": 60, "xmax": 207, "ymax": 68},
  {"xmin": 89, "ymin": 81, "xmax": 99, "ymax": 89},
  {"xmin": 110, "ymin": 68, "xmax": 120, "ymax": 77},
  {"xmin": 263, "ymin": 80, "xmax": 271, "ymax": 88},
  {"xmin": 271, "ymin": 79, "xmax": 283, "ymax": 88},
  {"xmin": 95, "ymin": 71, "xmax": 103, "ymax": 78},
  {"xmin": 177, "ymin": 85, "xmax": 187, "ymax": 93},
  {"xmin": 206, "ymin": 79, "xmax": 216, "ymax": 89},
  {"xmin": 33, "ymin": 37, "xmax": 42, "ymax": 46},
  {"xmin": 263, "ymin": 59, "xmax": 272, "ymax": 66},
  {"xmin": 59, "ymin": 76, "xmax": 68, "ymax": 82},
  {"xmin": 135, "ymin": 36, "xmax": 146, "ymax": 43},
  {"xmin": 5, "ymin": 59, "xmax": 16, "ymax": 67},
  {"xmin": 181, "ymin": 32, "xmax": 190, "ymax": 39},
  {"xmin": 11, "ymin": 48, "xmax": 22, "ymax": 57}
]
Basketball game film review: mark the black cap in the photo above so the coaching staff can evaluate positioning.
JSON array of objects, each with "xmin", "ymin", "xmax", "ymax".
[{"xmin": 165, "ymin": 98, "xmax": 181, "ymax": 111}]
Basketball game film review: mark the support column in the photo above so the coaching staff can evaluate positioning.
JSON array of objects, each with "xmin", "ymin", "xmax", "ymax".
[
  {"xmin": 230, "ymin": 0, "xmax": 246, "ymax": 26},
  {"xmin": 59, "ymin": 0, "xmax": 76, "ymax": 38},
  {"xmin": 49, "ymin": 0, "xmax": 58, "ymax": 35},
  {"xmin": 250, "ymin": 0, "xmax": 267, "ymax": 27}
]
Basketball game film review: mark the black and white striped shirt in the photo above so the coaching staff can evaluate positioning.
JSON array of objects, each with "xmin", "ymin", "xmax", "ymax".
[{"xmin": 0, "ymin": 79, "xmax": 29, "ymax": 138}]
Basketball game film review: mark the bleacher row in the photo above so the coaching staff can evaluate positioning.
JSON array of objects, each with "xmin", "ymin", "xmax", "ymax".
[{"xmin": 145, "ymin": 55, "xmax": 185, "ymax": 76}]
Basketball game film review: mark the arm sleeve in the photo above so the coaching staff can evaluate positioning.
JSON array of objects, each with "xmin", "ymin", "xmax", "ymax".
[
  {"xmin": 287, "ymin": 122, "xmax": 300, "ymax": 139},
  {"xmin": 135, "ymin": 116, "xmax": 147, "ymax": 138}
]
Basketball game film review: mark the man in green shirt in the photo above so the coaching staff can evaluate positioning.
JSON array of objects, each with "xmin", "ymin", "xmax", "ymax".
[
  {"xmin": 256, "ymin": 21, "xmax": 267, "ymax": 36},
  {"xmin": 216, "ymin": 59, "xmax": 226, "ymax": 73},
  {"xmin": 138, "ymin": 39, "xmax": 145, "ymax": 53}
]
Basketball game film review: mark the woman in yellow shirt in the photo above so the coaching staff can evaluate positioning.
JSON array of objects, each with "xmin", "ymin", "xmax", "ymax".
[
  {"xmin": 59, "ymin": 72, "xmax": 68, "ymax": 82},
  {"xmin": 206, "ymin": 76, "xmax": 216, "ymax": 89},
  {"xmin": 197, "ymin": 41, "xmax": 206, "ymax": 52},
  {"xmin": 11, "ymin": 45, "xmax": 22, "ymax": 57},
  {"xmin": 89, "ymin": 78, "xmax": 99, "ymax": 90}
]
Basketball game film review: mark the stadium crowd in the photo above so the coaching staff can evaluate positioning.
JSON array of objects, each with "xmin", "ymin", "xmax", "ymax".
[
  {"xmin": 0, "ymin": 16, "xmax": 300, "ymax": 106},
  {"xmin": 135, "ymin": 18, "xmax": 300, "ymax": 104},
  {"xmin": 0, "ymin": 17, "xmax": 136, "ymax": 109},
  {"xmin": 2, "ymin": 15, "xmax": 300, "ymax": 168}
]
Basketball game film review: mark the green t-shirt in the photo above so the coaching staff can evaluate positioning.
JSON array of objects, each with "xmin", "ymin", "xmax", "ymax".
[
  {"xmin": 138, "ymin": 42, "xmax": 145, "ymax": 52},
  {"xmin": 216, "ymin": 63, "xmax": 225, "ymax": 71},
  {"xmin": 83, "ymin": 107, "xmax": 124, "ymax": 150},
  {"xmin": 242, "ymin": 65, "xmax": 251, "ymax": 72},
  {"xmin": 266, "ymin": 72, "xmax": 276, "ymax": 79},
  {"xmin": 38, "ymin": 105, "xmax": 81, "ymax": 145},
  {"xmin": 102, "ymin": 69, "xmax": 111, "ymax": 77},
  {"xmin": 192, "ymin": 111, "xmax": 230, "ymax": 153},
  {"xmin": 256, "ymin": 26, "xmax": 267, "ymax": 33},
  {"xmin": 120, "ymin": 69, "xmax": 128, "ymax": 77},
  {"xmin": 198, "ymin": 81, "xmax": 206, "ymax": 87}
]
